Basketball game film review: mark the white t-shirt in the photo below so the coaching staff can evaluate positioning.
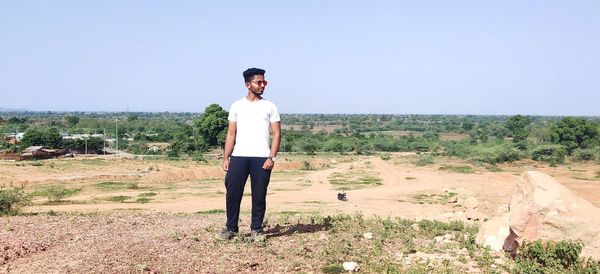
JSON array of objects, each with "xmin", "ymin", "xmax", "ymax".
[{"xmin": 228, "ymin": 97, "xmax": 280, "ymax": 157}]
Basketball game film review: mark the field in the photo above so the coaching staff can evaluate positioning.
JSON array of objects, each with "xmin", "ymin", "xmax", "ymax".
[{"xmin": 2, "ymin": 153, "xmax": 600, "ymax": 272}]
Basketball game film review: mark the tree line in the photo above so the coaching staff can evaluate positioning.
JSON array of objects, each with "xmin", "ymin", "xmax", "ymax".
[{"xmin": 1, "ymin": 105, "xmax": 599, "ymax": 164}]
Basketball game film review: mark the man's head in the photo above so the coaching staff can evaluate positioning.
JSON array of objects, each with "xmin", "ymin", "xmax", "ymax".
[{"xmin": 243, "ymin": 68, "xmax": 267, "ymax": 96}]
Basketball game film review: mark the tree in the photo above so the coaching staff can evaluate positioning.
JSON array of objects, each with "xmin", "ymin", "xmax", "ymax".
[
  {"xmin": 21, "ymin": 127, "xmax": 62, "ymax": 148},
  {"xmin": 461, "ymin": 119, "xmax": 475, "ymax": 132},
  {"xmin": 63, "ymin": 137, "xmax": 103, "ymax": 151},
  {"xmin": 194, "ymin": 104, "xmax": 229, "ymax": 147},
  {"xmin": 469, "ymin": 127, "xmax": 489, "ymax": 143},
  {"xmin": 42, "ymin": 127, "xmax": 63, "ymax": 148},
  {"xmin": 550, "ymin": 117, "xmax": 600, "ymax": 154},
  {"xmin": 8, "ymin": 117, "xmax": 26, "ymax": 124},
  {"xmin": 20, "ymin": 127, "xmax": 44, "ymax": 147},
  {"xmin": 506, "ymin": 115, "xmax": 531, "ymax": 143},
  {"xmin": 64, "ymin": 116, "xmax": 80, "ymax": 127}
]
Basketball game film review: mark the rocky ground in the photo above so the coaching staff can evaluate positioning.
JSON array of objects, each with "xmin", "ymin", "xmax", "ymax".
[{"xmin": 1, "ymin": 211, "xmax": 511, "ymax": 273}]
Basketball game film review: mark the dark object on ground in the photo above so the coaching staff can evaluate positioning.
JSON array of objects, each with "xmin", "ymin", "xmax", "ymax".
[{"xmin": 337, "ymin": 192, "xmax": 348, "ymax": 202}]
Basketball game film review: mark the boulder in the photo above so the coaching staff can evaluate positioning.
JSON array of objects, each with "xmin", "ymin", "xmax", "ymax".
[
  {"xmin": 476, "ymin": 212, "xmax": 510, "ymax": 251},
  {"xmin": 478, "ymin": 171, "xmax": 600, "ymax": 259}
]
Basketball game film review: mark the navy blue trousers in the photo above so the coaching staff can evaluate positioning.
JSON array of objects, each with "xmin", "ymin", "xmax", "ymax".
[{"xmin": 225, "ymin": 156, "xmax": 272, "ymax": 232}]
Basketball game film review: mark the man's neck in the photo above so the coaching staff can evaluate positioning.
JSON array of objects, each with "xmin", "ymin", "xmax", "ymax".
[{"xmin": 246, "ymin": 92, "xmax": 262, "ymax": 102}]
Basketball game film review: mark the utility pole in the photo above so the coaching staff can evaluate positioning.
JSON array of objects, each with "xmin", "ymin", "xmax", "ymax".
[{"xmin": 115, "ymin": 119, "xmax": 119, "ymax": 155}]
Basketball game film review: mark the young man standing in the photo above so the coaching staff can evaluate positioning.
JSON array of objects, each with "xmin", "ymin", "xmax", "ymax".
[{"xmin": 216, "ymin": 68, "xmax": 281, "ymax": 241}]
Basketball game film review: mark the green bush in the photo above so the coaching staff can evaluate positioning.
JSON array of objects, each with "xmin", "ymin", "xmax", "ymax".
[
  {"xmin": 531, "ymin": 144, "xmax": 567, "ymax": 165},
  {"xmin": 414, "ymin": 155, "xmax": 434, "ymax": 166},
  {"xmin": 0, "ymin": 184, "xmax": 32, "ymax": 216},
  {"xmin": 572, "ymin": 148, "xmax": 597, "ymax": 161},
  {"xmin": 444, "ymin": 141, "xmax": 522, "ymax": 164},
  {"xmin": 514, "ymin": 240, "xmax": 600, "ymax": 273},
  {"xmin": 470, "ymin": 144, "xmax": 522, "ymax": 164}
]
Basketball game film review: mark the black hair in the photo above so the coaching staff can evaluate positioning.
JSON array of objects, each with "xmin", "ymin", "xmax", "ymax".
[{"xmin": 243, "ymin": 68, "xmax": 266, "ymax": 82}]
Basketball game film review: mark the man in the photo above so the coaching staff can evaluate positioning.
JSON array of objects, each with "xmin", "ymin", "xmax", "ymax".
[{"xmin": 216, "ymin": 67, "xmax": 281, "ymax": 241}]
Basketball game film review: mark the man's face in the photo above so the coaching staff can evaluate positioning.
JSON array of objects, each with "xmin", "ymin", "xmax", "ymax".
[{"xmin": 245, "ymin": 75, "xmax": 267, "ymax": 96}]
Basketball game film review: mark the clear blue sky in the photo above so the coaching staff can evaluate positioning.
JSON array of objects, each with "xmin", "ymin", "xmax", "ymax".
[{"xmin": 1, "ymin": 1, "xmax": 599, "ymax": 115}]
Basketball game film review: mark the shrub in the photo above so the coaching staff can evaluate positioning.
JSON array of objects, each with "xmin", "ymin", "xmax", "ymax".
[
  {"xmin": 0, "ymin": 184, "xmax": 32, "ymax": 216},
  {"xmin": 300, "ymin": 161, "xmax": 314, "ymax": 171},
  {"xmin": 47, "ymin": 186, "xmax": 80, "ymax": 203},
  {"xmin": 414, "ymin": 155, "xmax": 434, "ymax": 166},
  {"xmin": 439, "ymin": 165, "xmax": 474, "ymax": 174},
  {"xmin": 322, "ymin": 138, "xmax": 353, "ymax": 153},
  {"xmin": 380, "ymin": 153, "xmax": 391, "ymax": 160},
  {"xmin": 514, "ymin": 240, "xmax": 600, "ymax": 273},
  {"xmin": 572, "ymin": 148, "xmax": 596, "ymax": 161},
  {"xmin": 531, "ymin": 144, "xmax": 567, "ymax": 165}
]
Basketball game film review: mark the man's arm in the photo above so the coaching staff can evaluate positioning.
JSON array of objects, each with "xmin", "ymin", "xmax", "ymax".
[
  {"xmin": 263, "ymin": 121, "xmax": 281, "ymax": 170},
  {"xmin": 222, "ymin": 121, "xmax": 236, "ymax": 171}
]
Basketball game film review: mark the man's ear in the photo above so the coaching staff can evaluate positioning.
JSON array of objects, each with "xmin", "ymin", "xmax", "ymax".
[{"xmin": 244, "ymin": 82, "xmax": 250, "ymax": 89}]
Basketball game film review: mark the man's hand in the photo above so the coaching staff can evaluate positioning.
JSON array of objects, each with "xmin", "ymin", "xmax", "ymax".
[
  {"xmin": 262, "ymin": 158, "xmax": 274, "ymax": 170},
  {"xmin": 222, "ymin": 159, "xmax": 230, "ymax": 171}
]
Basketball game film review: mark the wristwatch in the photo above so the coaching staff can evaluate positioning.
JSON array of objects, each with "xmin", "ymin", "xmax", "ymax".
[{"xmin": 268, "ymin": 156, "xmax": 276, "ymax": 162}]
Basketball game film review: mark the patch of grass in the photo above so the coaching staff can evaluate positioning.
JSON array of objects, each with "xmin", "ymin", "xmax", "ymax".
[
  {"xmin": 135, "ymin": 197, "xmax": 151, "ymax": 204},
  {"xmin": 405, "ymin": 177, "xmax": 417, "ymax": 180},
  {"xmin": 321, "ymin": 264, "xmax": 344, "ymax": 274},
  {"xmin": 414, "ymin": 155, "xmax": 435, "ymax": 166},
  {"xmin": 138, "ymin": 192, "xmax": 157, "ymax": 197},
  {"xmin": 486, "ymin": 165, "xmax": 503, "ymax": 172},
  {"xmin": 439, "ymin": 164, "xmax": 474, "ymax": 174},
  {"xmin": 106, "ymin": 195, "xmax": 131, "ymax": 203},
  {"xmin": 195, "ymin": 209, "xmax": 225, "ymax": 214},
  {"xmin": 46, "ymin": 186, "xmax": 81, "ymax": 204},
  {"xmin": 79, "ymin": 158, "xmax": 107, "ymax": 165},
  {"xmin": 30, "ymin": 161, "xmax": 44, "ymax": 166},
  {"xmin": 303, "ymin": 200, "xmax": 324, "ymax": 204},
  {"xmin": 32, "ymin": 185, "xmax": 82, "ymax": 202},
  {"xmin": 196, "ymin": 178, "xmax": 220, "ymax": 184},
  {"xmin": 328, "ymin": 171, "xmax": 383, "ymax": 190},
  {"xmin": 95, "ymin": 181, "xmax": 140, "ymax": 191},
  {"xmin": 412, "ymin": 192, "xmax": 457, "ymax": 204}
]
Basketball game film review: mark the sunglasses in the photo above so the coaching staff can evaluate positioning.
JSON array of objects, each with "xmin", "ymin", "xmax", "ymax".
[{"xmin": 248, "ymin": 80, "xmax": 268, "ymax": 86}]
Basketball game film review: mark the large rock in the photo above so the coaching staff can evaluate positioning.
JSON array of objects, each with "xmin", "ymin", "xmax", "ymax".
[
  {"xmin": 476, "ymin": 213, "xmax": 510, "ymax": 251},
  {"xmin": 478, "ymin": 171, "xmax": 600, "ymax": 259}
]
